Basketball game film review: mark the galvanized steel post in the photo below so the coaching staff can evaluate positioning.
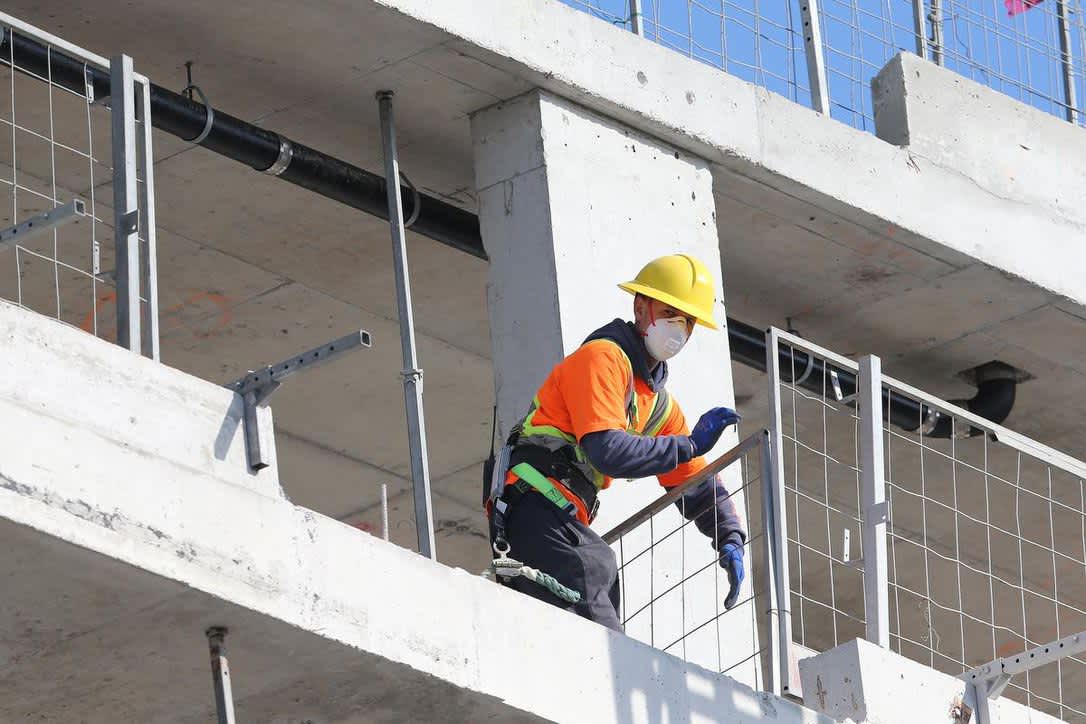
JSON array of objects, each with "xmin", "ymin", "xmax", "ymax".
[
  {"xmin": 1056, "ymin": 0, "xmax": 1079, "ymax": 123},
  {"xmin": 911, "ymin": 0, "xmax": 928, "ymax": 58},
  {"xmin": 629, "ymin": 0, "xmax": 645, "ymax": 36},
  {"xmin": 376, "ymin": 90, "xmax": 437, "ymax": 560},
  {"xmin": 110, "ymin": 54, "xmax": 141, "ymax": 353},
  {"xmin": 858, "ymin": 355, "xmax": 890, "ymax": 647},
  {"xmin": 765, "ymin": 329, "xmax": 796, "ymax": 694},
  {"xmin": 759, "ymin": 429, "xmax": 784, "ymax": 697},
  {"xmin": 206, "ymin": 627, "xmax": 237, "ymax": 724},
  {"xmin": 798, "ymin": 0, "xmax": 831, "ymax": 113},
  {"xmin": 929, "ymin": 0, "xmax": 945, "ymax": 66},
  {"xmin": 137, "ymin": 78, "xmax": 160, "ymax": 360}
]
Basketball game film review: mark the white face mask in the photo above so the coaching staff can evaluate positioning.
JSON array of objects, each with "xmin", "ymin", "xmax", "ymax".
[{"xmin": 644, "ymin": 316, "xmax": 690, "ymax": 361}]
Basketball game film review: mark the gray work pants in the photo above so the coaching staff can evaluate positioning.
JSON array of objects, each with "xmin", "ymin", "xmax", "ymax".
[{"xmin": 494, "ymin": 491, "xmax": 622, "ymax": 632}]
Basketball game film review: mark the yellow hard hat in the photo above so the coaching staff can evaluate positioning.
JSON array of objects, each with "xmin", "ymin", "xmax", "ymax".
[{"xmin": 618, "ymin": 254, "xmax": 720, "ymax": 330}]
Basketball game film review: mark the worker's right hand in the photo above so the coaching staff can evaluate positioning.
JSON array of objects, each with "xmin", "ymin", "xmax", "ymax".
[{"xmin": 689, "ymin": 407, "xmax": 741, "ymax": 457}]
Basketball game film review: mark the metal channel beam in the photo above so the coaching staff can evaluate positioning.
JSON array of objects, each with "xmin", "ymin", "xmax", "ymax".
[
  {"xmin": 0, "ymin": 199, "xmax": 85, "ymax": 252},
  {"xmin": 229, "ymin": 330, "xmax": 372, "ymax": 398}
]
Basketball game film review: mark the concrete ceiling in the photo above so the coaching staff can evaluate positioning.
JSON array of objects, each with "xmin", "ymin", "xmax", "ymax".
[{"xmin": 4, "ymin": 0, "xmax": 1086, "ymax": 628}]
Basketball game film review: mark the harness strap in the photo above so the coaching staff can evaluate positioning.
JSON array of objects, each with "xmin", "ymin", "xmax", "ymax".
[{"xmin": 510, "ymin": 462, "xmax": 574, "ymax": 512}]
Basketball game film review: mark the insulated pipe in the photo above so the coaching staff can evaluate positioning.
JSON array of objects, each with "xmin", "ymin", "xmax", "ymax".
[
  {"xmin": 727, "ymin": 318, "xmax": 1016, "ymax": 438},
  {"xmin": 1, "ymin": 28, "xmax": 1017, "ymax": 435},
  {"xmin": 0, "ymin": 28, "xmax": 485, "ymax": 258}
]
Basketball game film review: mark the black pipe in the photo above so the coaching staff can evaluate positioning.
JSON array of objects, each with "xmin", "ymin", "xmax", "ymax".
[
  {"xmin": 0, "ymin": 28, "xmax": 485, "ymax": 259},
  {"xmin": 3, "ymin": 28, "xmax": 1014, "ymax": 434}
]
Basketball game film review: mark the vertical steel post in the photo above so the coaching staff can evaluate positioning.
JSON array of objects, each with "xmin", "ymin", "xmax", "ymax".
[
  {"xmin": 136, "ymin": 78, "xmax": 160, "ymax": 360},
  {"xmin": 929, "ymin": 0, "xmax": 945, "ymax": 66},
  {"xmin": 630, "ymin": 0, "xmax": 646, "ymax": 35},
  {"xmin": 912, "ymin": 0, "xmax": 928, "ymax": 58},
  {"xmin": 381, "ymin": 482, "xmax": 390, "ymax": 541},
  {"xmin": 206, "ymin": 627, "xmax": 237, "ymax": 724},
  {"xmin": 799, "ymin": 0, "xmax": 831, "ymax": 113},
  {"xmin": 759, "ymin": 430, "xmax": 783, "ymax": 697},
  {"xmin": 1056, "ymin": 0, "xmax": 1079, "ymax": 123},
  {"xmin": 376, "ymin": 91, "xmax": 437, "ymax": 560},
  {"xmin": 110, "ymin": 54, "xmax": 140, "ymax": 353},
  {"xmin": 858, "ymin": 355, "xmax": 890, "ymax": 647},
  {"xmin": 765, "ymin": 329, "xmax": 796, "ymax": 694}
]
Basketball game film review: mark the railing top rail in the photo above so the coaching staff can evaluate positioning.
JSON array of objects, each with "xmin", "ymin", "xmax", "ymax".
[
  {"xmin": 0, "ymin": 12, "xmax": 150, "ymax": 84},
  {"xmin": 769, "ymin": 327, "xmax": 860, "ymax": 373},
  {"xmin": 769, "ymin": 326, "xmax": 1086, "ymax": 481},
  {"xmin": 601, "ymin": 430, "xmax": 765, "ymax": 544},
  {"xmin": 883, "ymin": 370, "xmax": 1086, "ymax": 481}
]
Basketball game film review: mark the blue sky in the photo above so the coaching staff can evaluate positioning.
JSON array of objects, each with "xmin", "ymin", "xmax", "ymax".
[{"xmin": 560, "ymin": 0, "xmax": 1084, "ymax": 130}]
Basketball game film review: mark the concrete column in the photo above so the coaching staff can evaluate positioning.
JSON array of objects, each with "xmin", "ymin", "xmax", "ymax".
[{"xmin": 471, "ymin": 90, "xmax": 758, "ymax": 686}]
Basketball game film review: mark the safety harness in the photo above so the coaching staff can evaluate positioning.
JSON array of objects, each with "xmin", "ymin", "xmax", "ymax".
[{"xmin": 485, "ymin": 339, "xmax": 673, "ymax": 576}]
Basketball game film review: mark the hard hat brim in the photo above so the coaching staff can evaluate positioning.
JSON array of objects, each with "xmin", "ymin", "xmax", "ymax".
[{"xmin": 618, "ymin": 281, "xmax": 719, "ymax": 330}]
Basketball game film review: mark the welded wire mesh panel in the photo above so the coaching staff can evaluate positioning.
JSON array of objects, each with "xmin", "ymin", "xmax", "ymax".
[
  {"xmin": 559, "ymin": 0, "xmax": 1084, "ymax": 130},
  {"xmin": 773, "ymin": 337, "xmax": 870, "ymax": 653},
  {"xmin": 881, "ymin": 381, "xmax": 1086, "ymax": 721},
  {"xmin": 605, "ymin": 434, "xmax": 771, "ymax": 687},
  {"xmin": 941, "ymin": 0, "xmax": 1085, "ymax": 124},
  {"xmin": 0, "ymin": 20, "xmax": 157, "ymax": 350}
]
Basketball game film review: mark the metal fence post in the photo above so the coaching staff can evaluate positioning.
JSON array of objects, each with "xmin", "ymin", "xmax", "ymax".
[
  {"xmin": 765, "ymin": 329, "xmax": 796, "ymax": 694},
  {"xmin": 911, "ymin": 0, "xmax": 928, "ymax": 59},
  {"xmin": 206, "ymin": 627, "xmax": 237, "ymax": 724},
  {"xmin": 629, "ymin": 0, "xmax": 645, "ymax": 35},
  {"xmin": 1056, "ymin": 0, "xmax": 1079, "ymax": 124},
  {"xmin": 929, "ymin": 0, "xmax": 945, "ymax": 66},
  {"xmin": 799, "ymin": 0, "xmax": 831, "ymax": 113},
  {"xmin": 376, "ymin": 90, "xmax": 437, "ymax": 561},
  {"xmin": 858, "ymin": 355, "xmax": 890, "ymax": 647},
  {"xmin": 136, "ymin": 78, "xmax": 160, "ymax": 360},
  {"xmin": 110, "ymin": 54, "xmax": 140, "ymax": 353},
  {"xmin": 759, "ymin": 430, "xmax": 783, "ymax": 697}
]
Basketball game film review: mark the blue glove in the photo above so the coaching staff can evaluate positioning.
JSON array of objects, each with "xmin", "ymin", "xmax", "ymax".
[
  {"xmin": 689, "ymin": 407, "xmax": 742, "ymax": 457},
  {"xmin": 720, "ymin": 542, "xmax": 745, "ymax": 610}
]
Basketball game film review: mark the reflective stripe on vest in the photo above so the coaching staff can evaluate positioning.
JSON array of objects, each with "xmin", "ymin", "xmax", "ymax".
[{"xmin": 514, "ymin": 339, "xmax": 670, "ymax": 490}]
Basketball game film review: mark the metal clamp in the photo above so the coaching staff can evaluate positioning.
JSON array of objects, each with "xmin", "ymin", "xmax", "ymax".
[
  {"xmin": 226, "ymin": 330, "xmax": 372, "ymax": 471},
  {"xmin": 263, "ymin": 137, "xmax": 293, "ymax": 176},
  {"xmin": 182, "ymin": 84, "xmax": 215, "ymax": 145}
]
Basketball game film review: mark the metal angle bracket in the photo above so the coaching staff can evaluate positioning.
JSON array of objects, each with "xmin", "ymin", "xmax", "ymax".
[
  {"xmin": 226, "ymin": 330, "xmax": 372, "ymax": 471},
  {"xmin": 0, "ymin": 199, "xmax": 87, "ymax": 252}
]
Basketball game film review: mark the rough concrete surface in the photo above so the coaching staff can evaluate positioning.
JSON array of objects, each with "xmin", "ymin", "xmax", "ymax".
[{"xmin": 0, "ymin": 300, "xmax": 829, "ymax": 723}]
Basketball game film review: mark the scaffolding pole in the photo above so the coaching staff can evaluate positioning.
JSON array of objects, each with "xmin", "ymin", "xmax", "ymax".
[{"xmin": 376, "ymin": 90, "xmax": 437, "ymax": 560}]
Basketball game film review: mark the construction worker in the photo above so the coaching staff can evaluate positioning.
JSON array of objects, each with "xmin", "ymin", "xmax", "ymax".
[{"xmin": 486, "ymin": 254, "xmax": 746, "ymax": 632}]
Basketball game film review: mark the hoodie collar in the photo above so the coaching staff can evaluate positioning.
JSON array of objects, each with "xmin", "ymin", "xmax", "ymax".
[{"xmin": 583, "ymin": 319, "xmax": 668, "ymax": 392}]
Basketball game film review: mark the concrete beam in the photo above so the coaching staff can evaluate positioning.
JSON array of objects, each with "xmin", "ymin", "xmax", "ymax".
[
  {"xmin": 0, "ymin": 298, "xmax": 826, "ymax": 723},
  {"xmin": 374, "ymin": 0, "xmax": 1086, "ymax": 308}
]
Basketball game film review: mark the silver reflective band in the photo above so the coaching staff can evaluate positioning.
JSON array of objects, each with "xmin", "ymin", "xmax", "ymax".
[{"xmin": 263, "ymin": 138, "xmax": 293, "ymax": 176}]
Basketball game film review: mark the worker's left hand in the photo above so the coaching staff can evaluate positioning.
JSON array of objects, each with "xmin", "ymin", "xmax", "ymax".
[{"xmin": 719, "ymin": 542, "xmax": 745, "ymax": 610}]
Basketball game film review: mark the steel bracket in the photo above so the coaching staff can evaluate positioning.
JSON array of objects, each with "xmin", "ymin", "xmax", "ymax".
[
  {"xmin": 226, "ymin": 330, "xmax": 372, "ymax": 471},
  {"xmin": 120, "ymin": 209, "xmax": 139, "ymax": 235},
  {"xmin": 0, "ymin": 199, "xmax": 87, "ymax": 252}
]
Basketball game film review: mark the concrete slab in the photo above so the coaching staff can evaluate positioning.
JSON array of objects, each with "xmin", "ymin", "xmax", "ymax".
[{"xmin": 0, "ymin": 300, "xmax": 832, "ymax": 724}]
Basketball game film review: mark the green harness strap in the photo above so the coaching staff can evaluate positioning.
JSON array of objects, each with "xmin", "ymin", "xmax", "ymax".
[{"xmin": 510, "ymin": 462, "xmax": 573, "ymax": 511}]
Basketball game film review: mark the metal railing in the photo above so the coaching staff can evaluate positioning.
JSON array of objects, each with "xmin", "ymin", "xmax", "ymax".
[
  {"xmin": 0, "ymin": 14, "xmax": 159, "ymax": 358},
  {"xmin": 601, "ymin": 430, "xmax": 792, "ymax": 695},
  {"xmin": 561, "ymin": 0, "xmax": 1085, "ymax": 129},
  {"xmin": 766, "ymin": 327, "xmax": 1086, "ymax": 720}
]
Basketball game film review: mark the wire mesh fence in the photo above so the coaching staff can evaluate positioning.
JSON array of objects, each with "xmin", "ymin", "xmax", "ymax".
[
  {"xmin": 601, "ymin": 431, "xmax": 785, "ymax": 692},
  {"xmin": 559, "ymin": 0, "xmax": 1085, "ymax": 131},
  {"xmin": 881, "ymin": 375, "xmax": 1086, "ymax": 721},
  {"xmin": 767, "ymin": 326, "xmax": 1086, "ymax": 720},
  {"xmin": 0, "ymin": 16, "xmax": 158, "ymax": 356}
]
